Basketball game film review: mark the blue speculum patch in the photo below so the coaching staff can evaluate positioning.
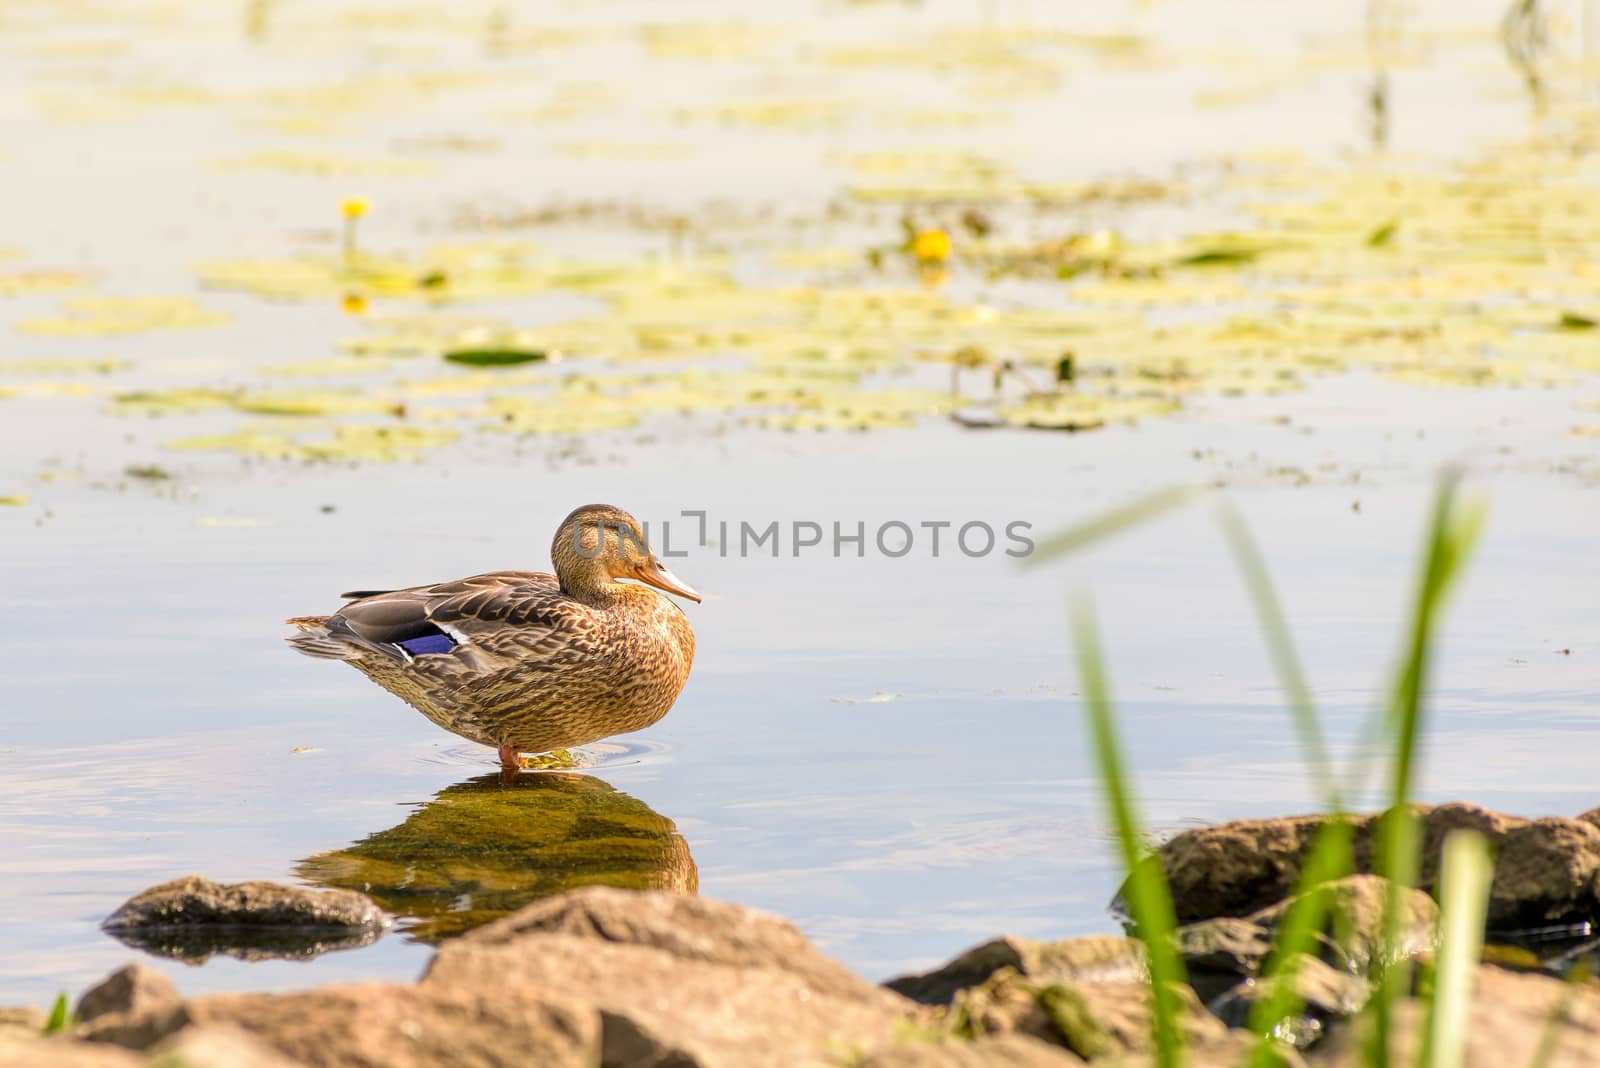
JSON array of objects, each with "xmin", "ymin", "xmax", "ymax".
[{"xmin": 396, "ymin": 632, "xmax": 455, "ymax": 657}]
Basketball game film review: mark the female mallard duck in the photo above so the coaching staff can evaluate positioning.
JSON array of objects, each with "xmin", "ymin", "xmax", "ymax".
[{"xmin": 286, "ymin": 504, "xmax": 698, "ymax": 769}]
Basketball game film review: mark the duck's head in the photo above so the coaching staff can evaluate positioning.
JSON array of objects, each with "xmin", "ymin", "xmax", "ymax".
[{"xmin": 552, "ymin": 503, "xmax": 701, "ymax": 606}]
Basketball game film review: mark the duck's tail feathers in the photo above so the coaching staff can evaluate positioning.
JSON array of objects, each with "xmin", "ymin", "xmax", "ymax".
[{"xmin": 285, "ymin": 615, "xmax": 363, "ymax": 661}]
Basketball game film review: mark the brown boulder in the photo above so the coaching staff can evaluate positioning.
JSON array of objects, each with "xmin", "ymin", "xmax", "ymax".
[
  {"xmin": 102, "ymin": 876, "xmax": 387, "ymax": 964},
  {"xmin": 944, "ymin": 966, "xmax": 1226, "ymax": 1061},
  {"xmin": 1173, "ymin": 875, "xmax": 1432, "ymax": 1004},
  {"xmin": 455, "ymin": 884, "xmax": 867, "ymax": 999},
  {"xmin": 1101, "ymin": 1029, "xmax": 1308, "ymax": 1067},
  {"xmin": 887, "ymin": 935, "xmax": 1143, "ymax": 1005},
  {"xmin": 0, "ymin": 1008, "xmax": 45, "ymax": 1037},
  {"xmin": 105, "ymin": 876, "xmax": 385, "ymax": 931},
  {"xmin": 76, "ymin": 965, "xmax": 179, "ymax": 1026},
  {"xmin": 1209, "ymin": 955, "xmax": 1370, "ymax": 1047},
  {"xmin": 1311, "ymin": 964, "xmax": 1600, "ymax": 1067},
  {"xmin": 74, "ymin": 976, "xmax": 598, "ymax": 1068},
  {"xmin": 1245, "ymin": 874, "xmax": 1436, "ymax": 974},
  {"xmin": 146, "ymin": 1025, "xmax": 307, "ymax": 1068},
  {"xmin": 0, "ymin": 1033, "xmax": 143, "ymax": 1067},
  {"xmin": 426, "ymin": 886, "xmax": 917, "ymax": 1067},
  {"xmin": 857, "ymin": 1034, "xmax": 1086, "ymax": 1066},
  {"xmin": 1139, "ymin": 803, "xmax": 1600, "ymax": 930}
]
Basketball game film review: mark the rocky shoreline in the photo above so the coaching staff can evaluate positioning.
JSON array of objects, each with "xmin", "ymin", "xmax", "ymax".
[{"xmin": 6, "ymin": 802, "xmax": 1600, "ymax": 1067}]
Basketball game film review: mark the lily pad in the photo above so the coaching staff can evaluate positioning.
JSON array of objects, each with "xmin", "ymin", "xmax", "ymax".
[{"xmin": 444, "ymin": 348, "xmax": 548, "ymax": 367}]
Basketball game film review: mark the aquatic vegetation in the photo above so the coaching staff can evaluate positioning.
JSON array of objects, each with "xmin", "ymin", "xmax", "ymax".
[
  {"xmin": 19, "ymin": 297, "xmax": 229, "ymax": 337},
  {"xmin": 3, "ymin": 0, "xmax": 1596, "ymax": 485},
  {"xmin": 0, "ymin": 267, "xmax": 94, "ymax": 296},
  {"xmin": 166, "ymin": 424, "xmax": 460, "ymax": 462}
]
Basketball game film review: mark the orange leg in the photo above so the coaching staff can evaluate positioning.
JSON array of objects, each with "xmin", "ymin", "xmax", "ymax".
[{"xmin": 497, "ymin": 745, "xmax": 523, "ymax": 770}]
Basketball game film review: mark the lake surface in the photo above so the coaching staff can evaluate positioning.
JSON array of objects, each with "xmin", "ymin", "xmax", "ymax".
[{"xmin": 2, "ymin": 0, "xmax": 1597, "ymax": 1004}]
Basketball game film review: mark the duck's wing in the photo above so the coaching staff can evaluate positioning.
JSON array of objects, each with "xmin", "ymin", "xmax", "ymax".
[{"xmin": 333, "ymin": 570, "xmax": 575, "ymax": 664}]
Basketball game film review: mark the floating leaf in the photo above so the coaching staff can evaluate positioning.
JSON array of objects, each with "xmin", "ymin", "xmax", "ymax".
[
  {"xmin": 1366, "ymin": 220, "xmax": 1400, "ymax": 247},
  {"xmin": 21, "ymin": 297, "xmax": 229, "ymax": 337},
  {"xmin": 444, "ymin": 348, "xmax": 548, "ymax": 367}
]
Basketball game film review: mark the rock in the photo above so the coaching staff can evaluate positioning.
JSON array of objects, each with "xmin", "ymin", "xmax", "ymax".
[
  {"xmin": 1311, "ymin": 963, "xmax": 1600, "ymax": 1067},
  {"xmin": 1578, "ymin": 807, "xmax": 1600, "ymax": 831},
  {"xmin": 146, "ymin": 1025, "xmax": 307, "ymax": 1068},
  {"xmin": 887, "ymin": 935, "xmax": 1143, "ymax": 1005},
  {"xmin": 85, "ymin": 982, "xmax": 598, "ymax": 1068},
  {"xmin": 75, "ymin": 965, "xmax": 179, "ymax": 1025},
  {"xmin": 1246, "ymin": 874, "xmax": 1437, "ymax": 974},
  {"xmin": 450, "ymin": 884, "xmax": 878, "ymax": 1002},
  {"xmin": 0, "ymin": 1007, "xmax": 45, "ymax": 1036},
  {"xmin": 73, "ymin": 965, "xmax": 187, "ymax": 1051},
  {"xmin": 1173, "ymin": 876, "xmax": 1434, "ymax": 1003},
  {"xmin": 1209, "ymin": 955, "xmax": 1370, "ymax": 1047},
  {"xmin": 945, "ymin": 967, "xmax": 1226, "ymax": 1061},
  {"xmin": 1105, "ymin": 1029, "xmax": 1308, "ymax": 1067},
  {"xmin": 1174, "ymin": 918, "xmax": 1274, "ymax": 999},
  {"xmin": 857, "ymin": 1034, "xmax": 1086, "ymax": 1066},
  {"xmin": 0, "ymin": 1033, "xmax": 144, "ymax": 1067},
  {"xmin": 1138, "ymin": 803, "xmax": 1600, "ymax": 931},
  {"xmin": 426, "ymin": 886, "xmax": 916, "ymax": 1066},
  {"xmin": 105, "ymin": 876, "xmax": 386, "ymax": 932},
  {"xmin": 102, "ymin": 876, "xmax": 387, "ymax": 964}
]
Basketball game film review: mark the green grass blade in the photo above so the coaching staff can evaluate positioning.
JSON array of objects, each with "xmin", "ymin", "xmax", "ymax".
[
  {"xmin": 1216, "ymin": 501, "xmax": 1340, "ymax": 813},
  {"xmin": 1421, "ymin": 830, "xmax": 1492, "ymax": 1068},
  {"xmin": 1071, "ymin": 595, "xmax": 1187, "ymax": 1068},
  {"xmin": 1027, "ymin": 484, "xmax": 1207, "ymax": 565},
  {"xmin": 42, "ymin": 993, "xmax": 71, "ymax": 1035},
  {"xmin": 1369, "ymin": 471, "xmax": 1487, "ymax": 1068}
]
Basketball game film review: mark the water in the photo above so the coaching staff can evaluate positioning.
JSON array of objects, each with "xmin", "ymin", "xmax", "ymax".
[{"xmin": 2, "ymin": 0, "xmax": 1599, "ymax": 1005}]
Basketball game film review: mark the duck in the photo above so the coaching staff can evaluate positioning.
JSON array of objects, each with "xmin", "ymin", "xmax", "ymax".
[{"xmin": 286, "ymin": 503, "xmax": 698, "ymax": 769}]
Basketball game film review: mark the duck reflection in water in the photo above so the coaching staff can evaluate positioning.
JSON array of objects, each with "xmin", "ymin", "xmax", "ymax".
[{"xmin": 295, "ymin": 771, "xmax": 696, "ymax": 942}]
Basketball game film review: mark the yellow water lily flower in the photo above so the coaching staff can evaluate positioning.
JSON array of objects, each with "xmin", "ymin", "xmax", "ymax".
[
  {"xmin": 341, "ymin": 292, "xmax": 368, "ymax": 315},
  {"xmin": 340, "ymin": 197, "xmax": 369, "ymax": 219},
  {"xmin": 910, "ymin": 228, "xmax": 952, "ymax": 265}
]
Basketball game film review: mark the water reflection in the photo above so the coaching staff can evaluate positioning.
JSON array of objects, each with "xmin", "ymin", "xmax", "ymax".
[
  {"xmin": 104, "ymin": 924, "xmax": 383, "ymax": 967},
  {"xmin": 295, "ymin": 771, "xmax": 697, "ymax": 942}
]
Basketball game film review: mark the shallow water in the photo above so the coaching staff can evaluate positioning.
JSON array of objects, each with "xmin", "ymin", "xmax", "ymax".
[{"xmin": 2, "ymin": 0, "xmax": 1598, "ymax": 1005}]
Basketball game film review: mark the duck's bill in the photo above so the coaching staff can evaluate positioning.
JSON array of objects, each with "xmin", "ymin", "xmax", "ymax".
[{"xmin": 635, "ymin": 559, "xmax": 702, "ymax": 603}]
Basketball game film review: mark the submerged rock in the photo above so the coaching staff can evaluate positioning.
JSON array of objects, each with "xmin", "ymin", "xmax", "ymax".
[
  {"xmin": 1136, "ymin": 803, "xmax": 1600, "ymax": 931},
  {"xmin": 102, "ymin": 876, "xmax": 387, "ymax": 964}
]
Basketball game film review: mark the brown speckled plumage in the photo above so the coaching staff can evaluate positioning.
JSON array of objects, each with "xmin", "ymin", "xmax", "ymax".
[{"xmin": 286, "ymin": 505, "xmax": 697, "ymax": 763}]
